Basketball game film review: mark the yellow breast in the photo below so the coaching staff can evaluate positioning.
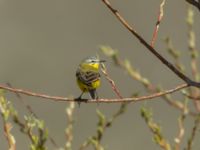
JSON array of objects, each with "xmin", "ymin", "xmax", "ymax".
[
  {"xmin": 76, "ymin": 62, "xmax": 101, "ymax": 92},
  {"xmin": 77, "ymin": 78, "xmax": 100, "ymax": 92}
]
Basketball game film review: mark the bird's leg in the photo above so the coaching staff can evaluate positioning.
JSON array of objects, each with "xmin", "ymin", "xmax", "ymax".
[
  {"xmin": 95, "ymin": 90, "xmax": 100, "ymax": 106},
  {"xmin": 78, "ymin": 92, "xmax": 84, "ymax": 99},
  {"xmin": 76, "ymin": 92, "xmax": 84, "ymax": 107}
]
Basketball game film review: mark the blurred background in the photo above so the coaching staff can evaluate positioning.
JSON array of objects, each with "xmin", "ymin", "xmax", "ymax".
[{"xmin": 0, "ymin": 0, "xmax": 200, "ymax": 149}]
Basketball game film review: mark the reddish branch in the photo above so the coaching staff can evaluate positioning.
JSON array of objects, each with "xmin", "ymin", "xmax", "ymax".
[
  {"xmin": 100, "ymin": 0, "xmax": 200, "ymax": 88},
  {"xmin": 0, "ymin": 84, "xmax": 188, "ymax": 103},
  {"xmin": 100, "ymin": 64, "xmax": 123, "ymax": 99},
  {"xmin": 151, "ymin": 0, "xmax": 165, "ymax": 47}
]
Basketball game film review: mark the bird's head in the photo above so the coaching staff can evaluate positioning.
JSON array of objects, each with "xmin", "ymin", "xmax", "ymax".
[{"xmin": 80, "ymin": 56, "xmax": 106, "ymax": 71}]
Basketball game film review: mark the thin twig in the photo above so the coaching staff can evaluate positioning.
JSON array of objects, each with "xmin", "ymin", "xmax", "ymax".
[
  {"xmin": 186, "ymin": 6, "xmax": 200, "ymax": 112},
  {"xmin": 65, "ymin": 102, "xmax": 75, "ymax": 150},
  {"xmin": 100, "ymin": 64, "xmax": 123, "ymax": 99},
  {"xmin": 141, "ymin": 107, "xmax": 171, "ymax": 150},
  {"xmin": 6, "ymin": 83, "xmax": 38, "ymax": 118},
  {"xmin": 13, "ymin": 115, "xmax": 35, "ymax": 144},
  {"xmin": 6, "ymin": 83, "xmax": 59, "ymax": 148},
  {"xmin": 100, "ymin": 0, "xmax": 200, "ymax": 88},
  {"xmin": 3, "ymin": 123, "xmax": 16, "ymax": 150},
  {"xmin": 184, "ymin": 93, "xmax": 200, "ymax": 100},
  {"xmin": 151, "ymin": 0, "xmax": 166, "ymax": 47},
  {"xmin": 0, "ymin": 97, "xmax": 16, "ymax": 150},
  {"xmin": 0, "ymin": 83, "xmax": 189, "ymax": 103},
  {"xmin": 174, "ymin": 114, "xmax": 186, "ymax": 150},
  {"xmin": 164, "ymin": 38, "xmax": 183, "ymax": 71},
  {"xmin": 186, "ymin": 115, "xmax": 200, "ymax": 150}
]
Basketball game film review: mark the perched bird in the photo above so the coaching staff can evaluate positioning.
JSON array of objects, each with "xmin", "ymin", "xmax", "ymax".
[{"xmin": 76, "ymin": 56, "xmax": 105, "ymax": 99}]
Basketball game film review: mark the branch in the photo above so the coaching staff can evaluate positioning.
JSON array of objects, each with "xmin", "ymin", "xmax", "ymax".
[
  {"xmin": 186, "ymin": 6, "xmax": 200, "ymax": 112},
  {"xmin": 6, "ymin": 83, "xmax": 59, "ymax": 148},
  {"xmin": 174, "ymin": 114, "xmax": 186, "ymax": 150},
  {"xmin": 186, "ymin": 115, "xmax": 200, "ymax": 150},
  {"xmin": 141, "ymin": 107, "xmax": 171, "ymax": 150},
  {"xmin": 164, "ymin": 38, "xmax": 183, "ymax": 71},
  {"xmin": 0, "ymin": 96, "xmax": 16, "ymax": 150},
  {"xmin": 100, "ymin": 64, "xmax": 123, "ymax": 98},
  {"xmin": 101, "ymin": 46, "xmax": 197, "ymax": 116},
  {"xmin": 183, "ymin": 92, "xmax": 200, "ymax": 101},
  {"xmin": 0, "ymin": 83, "xmax": 189, "ymax": 103},
  {"xmin": 3, "ymin": 123, "xmax": 16, "ymax": 150},
  {"xmin": 186, "ymin": 0, "xmax": 200, "ymax": 11},
  {"xmin": 65, "ymin": 102, "xmax": 75, "ymax": 150},
  {"xmin": 151, "ymin": 0, "xmax": 166, "ymax": 47},
  {"xmin": 100, "ymin": 0, "xmax": 200, "ymax": 88}
]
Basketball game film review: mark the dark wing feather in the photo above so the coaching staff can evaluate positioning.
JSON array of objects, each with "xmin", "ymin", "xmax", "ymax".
[{"xmin": 76, "ymin": 69, "xmax": 100, "ymax": 87}]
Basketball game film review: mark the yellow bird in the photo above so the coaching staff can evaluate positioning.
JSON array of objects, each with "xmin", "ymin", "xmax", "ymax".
[{"xmin": 76, "ymin": 56, "xmax": 105, "ymax": 99}]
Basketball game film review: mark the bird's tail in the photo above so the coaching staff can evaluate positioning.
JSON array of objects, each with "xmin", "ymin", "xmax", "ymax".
[{"xmin": 89, "ymin": 89, "xmax": 98, "ymax": 99}]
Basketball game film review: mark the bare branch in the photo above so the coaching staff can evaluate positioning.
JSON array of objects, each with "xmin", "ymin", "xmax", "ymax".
[
  {"xmin": 0, "ymin": 83, "xmax": 189, "ymax": 103},
  {"xmin": 174, "ymin": 114, "xmax": 186, "ymax": 150},
  {"xmin": 100, "ymin": 0, "xmax": 200, "ymax": 88},
  {"xmin": 151, "ymin": 0, "xmax": 166, "ymax": 47},
  {"xmin": 101, "ymin": 46, "xmax": 197, "ymax": 116},
  {"xmin": 186, "ymin": 115, "xmax": 200, "ymax": 150},
  {"xmin": 6, "ymin": 83, "xmax": 59, "ymax": 148},
  {"xmin": 100, "ymin": 64, "xmax": 123, "ymax": 98}
]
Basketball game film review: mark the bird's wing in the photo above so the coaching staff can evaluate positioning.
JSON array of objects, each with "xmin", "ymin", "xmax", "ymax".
[{"xmin": 76, "ymin": 69, "xmax": 100, "ymax": 87}]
